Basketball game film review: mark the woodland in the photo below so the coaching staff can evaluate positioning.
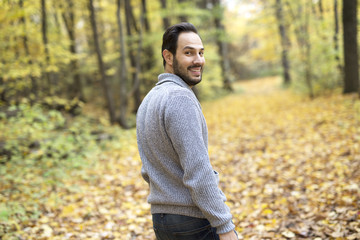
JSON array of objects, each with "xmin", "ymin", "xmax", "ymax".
[{"xmin": 0, "ymin": 0, "xmax": 359, "ymax": 239}]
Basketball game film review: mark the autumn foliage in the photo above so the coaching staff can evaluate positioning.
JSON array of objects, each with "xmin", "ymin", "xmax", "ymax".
[{"xmin": 1, "ymin": 77, "xmax": 359, "ymax": 239}]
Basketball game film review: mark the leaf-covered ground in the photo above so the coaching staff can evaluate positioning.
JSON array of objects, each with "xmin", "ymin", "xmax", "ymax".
[{"xmin": 2, "ymin": 77, "xmax": 360, "ymax": 239}]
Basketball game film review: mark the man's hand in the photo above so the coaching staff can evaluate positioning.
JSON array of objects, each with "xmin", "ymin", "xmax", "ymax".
[{"xmin": 219, "ymin": 230, "xmax": 238, "ymax": 240}]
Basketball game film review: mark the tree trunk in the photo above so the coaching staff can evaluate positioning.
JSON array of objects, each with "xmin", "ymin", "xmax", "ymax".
[
  {"xmin": 20, "ymin": 0, "xmax": 38, "ymax": 100},
  {"xmin": 304, "ymin": 1, "xmax": 314, "ymax": 99},
  {"xmin": 333, "ymin": 0, "xmax": 342, "ymax": 75},
  {"xmin": 41, "ymin": 0, "xmax": 54, "ymax": 95},
  {"xmin": 142, "ymin": 0, "xmax": 150, "ymax": 32},
  {"xmin": 178, "ymin": 0, "xmax": 187, "ymax": 22},
  {"xmin": 286, "ymin": 1, "xmax": 314, "ymax": 98},
  {"xmin": 275, "ymin": 0, "xmax": 291, "ymax": 86},
  {"xmin": 318, "ymin": 0, "xmax": 324, "ymax": 19},
  {"xmin": 211, "ymin": 0, "xmax": 233, "ymax": 91},
  {"xmin": 88, "ymin": 0, "xmax": 117, "ymax": 123},
  {"xmin": 62, "ymin": 0, "xmax": 84, "ymax": 101},
  {"xmin": 342, "ymin": 0, "xmax": 359, "ymax": 94},
  {"xmin": 132, "ymin": 0, "xmax": 143, "ymax": 112},
  {"xmin": 160, "ymin": 0, "xmax": 170, "ymax": 29},
  {"xmin": 0, "ymin": 77, "xmax": 5, "ymax": 103},
  {"xmin": 124, "ymin": 0, "xmax": 141, "ymax": 111},
  {"xmin": 141, "ymin": 0, "xmax": 156, "ymax": 92},
  {"xmin": 116, "ymin": 0, "xmax": 129, "ymax": 128}
]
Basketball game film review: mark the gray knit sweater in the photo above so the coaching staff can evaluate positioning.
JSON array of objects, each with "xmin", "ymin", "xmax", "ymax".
[{"xmin": 136, "ymin": 73, "xmax": 235, "ymax": 234}]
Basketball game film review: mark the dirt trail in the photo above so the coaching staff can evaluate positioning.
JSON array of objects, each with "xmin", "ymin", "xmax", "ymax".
[{"xmin": 234, "ymin": 76, "xmax": 283, "ymax": 95}]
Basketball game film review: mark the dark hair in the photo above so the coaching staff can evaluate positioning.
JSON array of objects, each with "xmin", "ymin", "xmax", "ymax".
[{"xmin": 161, "ymin": 22, "xmax": 198, "ymax": 67}]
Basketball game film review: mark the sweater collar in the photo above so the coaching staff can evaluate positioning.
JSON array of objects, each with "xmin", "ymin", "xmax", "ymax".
[{"xmin": 157, "ymin": 73, "xmax": 192, "ymax": 91}]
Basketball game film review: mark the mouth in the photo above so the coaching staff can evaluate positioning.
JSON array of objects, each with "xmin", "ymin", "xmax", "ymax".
[{"xmin": 188, "ymin": 66, "xmax": 202, "ymax": 76}]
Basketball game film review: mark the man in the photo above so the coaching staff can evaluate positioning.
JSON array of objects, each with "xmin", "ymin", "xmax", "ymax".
[{"xmin": 136, "ymin": 22, "xmax": 238, "ymax": 240}]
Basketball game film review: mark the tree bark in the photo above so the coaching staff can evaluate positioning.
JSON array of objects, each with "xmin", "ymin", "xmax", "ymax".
[
  {"xmin": 88, "ymin": 0, "xmax": 117, "ymax": 123},
  {"xmin": 342, "ymin": 0, "xmax": 359, "ymax": 94},
  {"xmin": 62, "ymin": 0, "xmax": 84, "ymax": 101},
  {"xmin": 275, "ymin": 0, "xmax": 291, "ymax": 86},
  {"xmin": 116, "ymin": 0, "xmax": 129, "ymax": 128}
]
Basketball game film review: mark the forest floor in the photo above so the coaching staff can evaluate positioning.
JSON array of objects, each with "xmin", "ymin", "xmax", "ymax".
[{"xmin": 2, "ymin": 76, "xmax": 360, "ymax": 240}]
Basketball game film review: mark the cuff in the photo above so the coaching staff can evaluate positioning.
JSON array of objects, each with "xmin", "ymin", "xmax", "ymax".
[{"xmin": 216, "ymin": 220, "xmax": 235, "ymax": 234}]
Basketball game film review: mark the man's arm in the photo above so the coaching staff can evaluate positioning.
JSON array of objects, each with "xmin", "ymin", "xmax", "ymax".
[{"xmin": 141, "ymin": 165, "xmax": 150, "ymax": 183}]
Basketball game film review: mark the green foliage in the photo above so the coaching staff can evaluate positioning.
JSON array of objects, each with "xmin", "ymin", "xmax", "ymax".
[
  {"xmin": 0, "ymin": 204, "xmax": 10, "ymax": 222},
  {"xmin": 0, "ymin": 103, "xmax": 111, "ymax": 224}
]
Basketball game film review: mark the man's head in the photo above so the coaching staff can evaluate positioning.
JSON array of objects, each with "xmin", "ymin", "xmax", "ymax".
[{"xmin": 162, "ymin": 22, "xmax": 205, "ymax": 87}]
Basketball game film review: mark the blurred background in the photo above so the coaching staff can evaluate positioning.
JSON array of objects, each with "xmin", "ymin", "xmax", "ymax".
[
  {"xmin": 0, "ymin": 1, "xmax": 359, "ymax": 238},
  {"xmin": 0, "ymin": 0, "xmax": 358, "ymax": 128}
]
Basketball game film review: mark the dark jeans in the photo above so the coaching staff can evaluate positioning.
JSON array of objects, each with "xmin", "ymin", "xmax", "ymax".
[{"xmin": 152, "ymin": 213, "xmax": 220, "ymax": 240}]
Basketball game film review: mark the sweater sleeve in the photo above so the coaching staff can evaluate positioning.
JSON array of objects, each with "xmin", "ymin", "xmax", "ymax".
[
  {"xmin": 141, "ymin": 165, "xmax": 150, "ymax": 184},
  {"xmin": 164, "ymin": 94, "xmax": 235, "ymax": 234}
]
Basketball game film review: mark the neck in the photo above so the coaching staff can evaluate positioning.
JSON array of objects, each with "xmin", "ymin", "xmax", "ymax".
[{"xmin": 164, "ymin": 65, "xmax": 174, "ymax": 74}]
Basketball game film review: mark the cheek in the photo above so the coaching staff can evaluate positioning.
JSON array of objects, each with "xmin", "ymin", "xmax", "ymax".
[{"xmin": 177, "ymin": 57, "xmax": 192, "ymax": 67}]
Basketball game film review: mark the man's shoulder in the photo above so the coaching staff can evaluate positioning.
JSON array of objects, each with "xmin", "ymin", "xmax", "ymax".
[{"xmin": 153, "ymin": 82, "xmax": 193, "ymax": 99}]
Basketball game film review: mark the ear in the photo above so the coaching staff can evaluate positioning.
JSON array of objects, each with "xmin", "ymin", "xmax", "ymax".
[{"xmin": 162, "ymin": 49, "xmax": 173, "ymax": 67}]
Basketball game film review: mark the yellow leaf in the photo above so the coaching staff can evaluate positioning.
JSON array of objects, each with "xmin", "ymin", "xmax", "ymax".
[
  {"xmin": 61, "ymin": 205, "xmax": 75, "ymax": 217},
  {"xmin": 262, "ymin": 208, "xmax": 273, "ymax": 215}
]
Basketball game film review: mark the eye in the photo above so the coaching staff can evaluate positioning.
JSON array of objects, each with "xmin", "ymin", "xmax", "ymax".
[
  {"xmin": 185, "ymin": 51, "xmax": 192, "ymax": 55},
  {"xmin": 199, "ymin": 52, "xmax": 204, "ymax": 56}
]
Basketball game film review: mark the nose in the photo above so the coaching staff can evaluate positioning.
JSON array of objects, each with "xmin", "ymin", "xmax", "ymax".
[{"xmin": 193, "ymin": 53, "xmax": 205, "ymax": 65}]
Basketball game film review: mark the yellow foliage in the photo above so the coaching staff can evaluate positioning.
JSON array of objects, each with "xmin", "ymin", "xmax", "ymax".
[{"xmin": 3, "ymin": 77, "xmax": 359, "ymax": 239}]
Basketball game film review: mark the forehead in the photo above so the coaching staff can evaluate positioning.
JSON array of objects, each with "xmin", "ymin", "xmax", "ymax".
[{"xmin": 177, "ymin": 32, "xmax": 204, "ymax": 50}]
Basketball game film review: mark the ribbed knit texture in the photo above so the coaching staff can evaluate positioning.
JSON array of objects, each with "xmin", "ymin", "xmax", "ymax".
[{"xmin": 136, "ymin": 73, "xmax": 235, "ymax": 234}]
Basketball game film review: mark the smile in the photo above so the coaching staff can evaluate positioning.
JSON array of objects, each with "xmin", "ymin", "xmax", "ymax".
[{"xmin": 188, "ymin": 67, "xmax": 202, "ymax": 73}]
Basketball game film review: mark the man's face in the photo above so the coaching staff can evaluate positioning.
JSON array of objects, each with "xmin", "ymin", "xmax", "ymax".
[{"xmin": 173, "ymin": 32, "xmax": 205, "ymax": 87}]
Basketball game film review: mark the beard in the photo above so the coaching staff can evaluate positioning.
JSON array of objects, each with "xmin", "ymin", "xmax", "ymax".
[{"xmin": 173, "ymin": 57, "xmax": 203, "ymax": 87}]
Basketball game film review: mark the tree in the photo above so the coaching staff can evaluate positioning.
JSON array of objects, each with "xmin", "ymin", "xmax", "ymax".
[
  {"xmin": 211, "ymin": 0, "xmax": 233, "ymax": 91},
  {"xmin": 275, "ymin": 0, "xmax": 291, "ymax": 86},
  {"xmin": 342, "ymin": 0, "xmax": 359, "ymax": 94},
  {"xmin": 132, "ymin": 0, "xmax": 144, "ymax": 112},
  {"xmin": 178, "ymin": 0, "xmax": 188, "ymax": 22},
  {"xmin": 286, "ymin": 1, "xmax": 314, "ymax": 98},
  {"xmin": 140, "ymin": 0, "xmax": 156, "ymax": 91},
  {"xmin": 61, "ymin": 0, "xmax": 84, "ymax": 101},
  {"xmin": 333, "ymin": 0, "xmax": 342, "ymax": 75},
  {"xmin": 159, "ymin": 0, "xmax": 170, "ymax": 29},
  {"xmin": 19, "ymin": 0, "xmax": 38, "ymax": 100},
  {"xmin": 61, "ymin": 0, "xmax": 82, "ymax": 100},
  {"xmin": 88, "ymin": 0, "xmax": 117, "ymax": 123},
  {"xmin": 124, "ymin": 0, "xmax": 141, "ymax": 111},
  {"xmin": 116, "ymin": 0, "xmax": 129, "ymax": 128},
  {"xmin": 41, "ymin": 0, "xmax": 54, "ymax": 95}
]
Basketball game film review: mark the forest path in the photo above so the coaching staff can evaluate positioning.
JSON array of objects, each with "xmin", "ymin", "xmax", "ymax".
[
  {"xmin": 233, "ymin": 76, "xmax": 283, "ymax": 95},
  {"xmin": 17, "ymin": 76, "xmax": 360, "ymax": 240}
]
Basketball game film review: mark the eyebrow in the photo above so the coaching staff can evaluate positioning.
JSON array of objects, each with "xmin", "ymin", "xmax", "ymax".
[{"xmin": 182, "ymin": 46, "xmax": 205, "ymax": 51}]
